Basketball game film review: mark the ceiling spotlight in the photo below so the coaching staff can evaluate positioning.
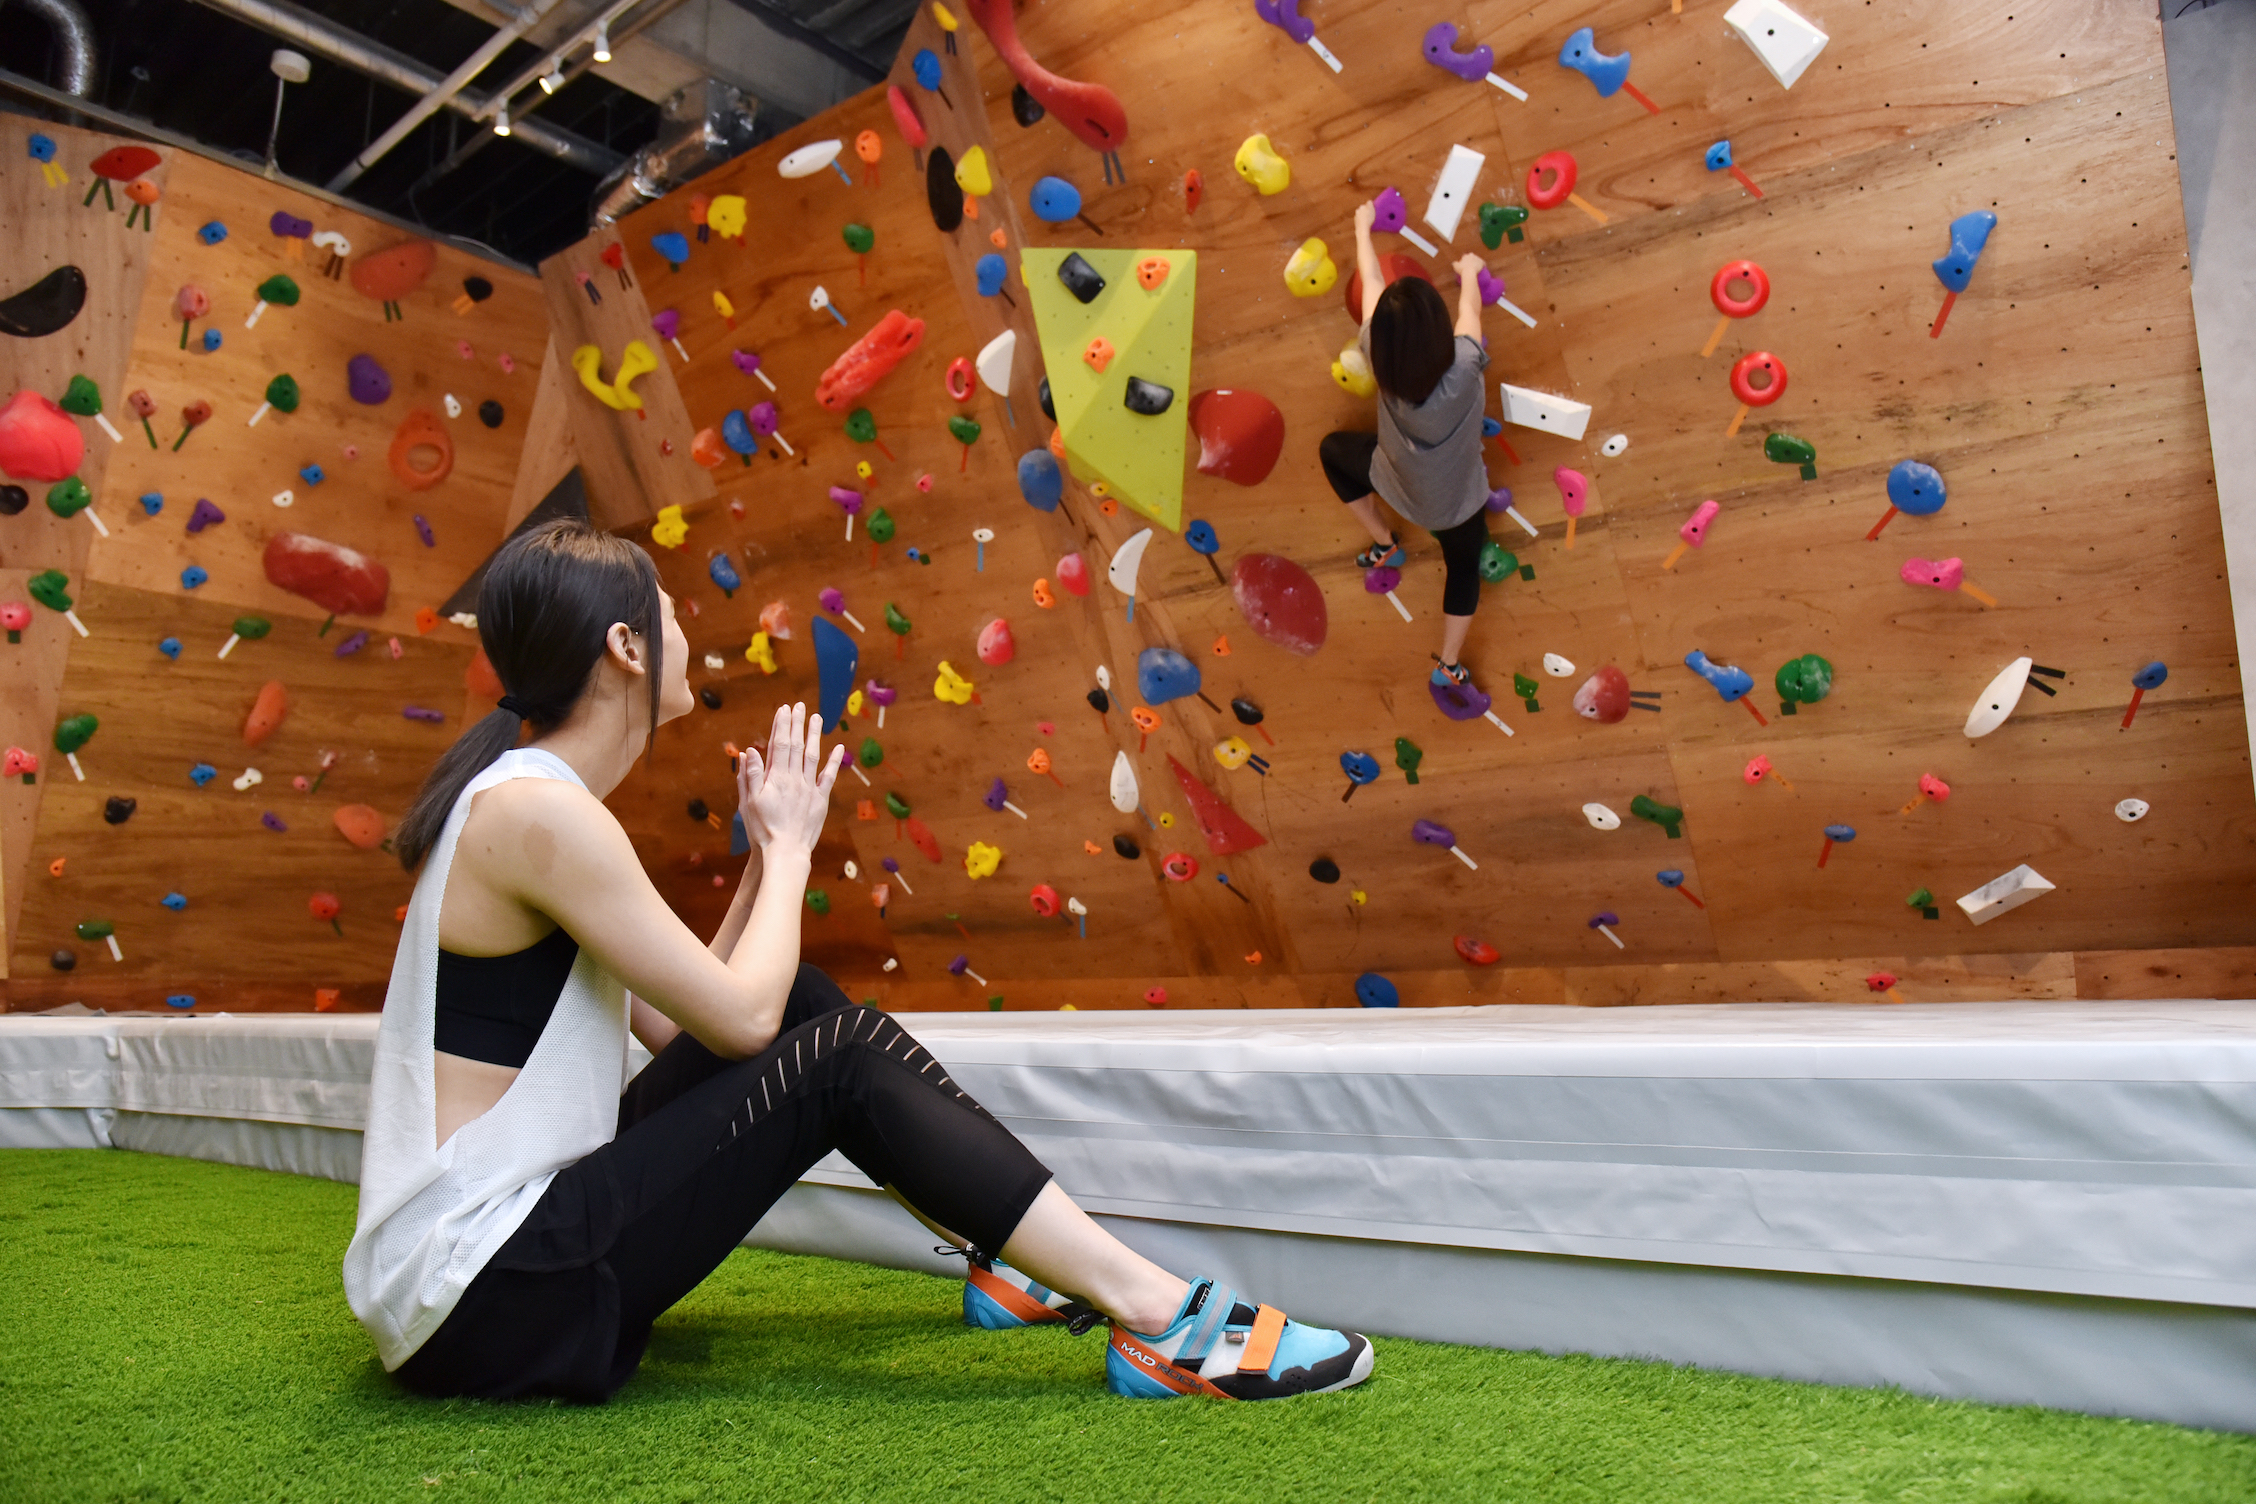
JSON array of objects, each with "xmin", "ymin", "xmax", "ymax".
[
  {"xmin": 592, "ymin": 21, "xmax": 611, "ymax": 63},
  {"xmin": 539, "ymin": 65, "xmax": 564, "ymax": 94},
  {"xmin": 493, "ymin": 105, "xmax": 512, "ymax": 137}
]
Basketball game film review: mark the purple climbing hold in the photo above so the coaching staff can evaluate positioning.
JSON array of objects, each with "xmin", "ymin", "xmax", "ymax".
[
  {"xmin": 186, "ymin": 498, "xmax": 226, "ymax": 534},
  {"xmin": 346, "ymin": 353, "xmax": 392, "ymax": 405}
]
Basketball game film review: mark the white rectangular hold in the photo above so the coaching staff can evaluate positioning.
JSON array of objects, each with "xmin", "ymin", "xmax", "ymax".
[
  {"xmin": 1500, "ymin": 383, "xmax": 1592, "ymax": 442},
  {"xmin": 1723, "ymin": 0, "xmax": 1830, "ymax": 90},
  {"xmin": 1956, "ymin": 864, "xmax": 2055, "ymax": 926},
  {"xmin": 1424, "ymin": 144, "xmax": 1486, "ymax": 243}
]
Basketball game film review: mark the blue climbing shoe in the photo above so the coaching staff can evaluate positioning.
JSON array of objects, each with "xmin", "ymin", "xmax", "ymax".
[
  {"xmin": 1105, "ymin": 1277, "xmax": 1374, "ymax": 1400},
  {"xmin": 961, "ymin": 1254, "xmax": 1098, "ymax": 1330}
]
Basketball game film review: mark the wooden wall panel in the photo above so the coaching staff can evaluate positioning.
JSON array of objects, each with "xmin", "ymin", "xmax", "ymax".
[{"xmin": 0, "ymin": 118, "xmax": 167, "ymax": 969}]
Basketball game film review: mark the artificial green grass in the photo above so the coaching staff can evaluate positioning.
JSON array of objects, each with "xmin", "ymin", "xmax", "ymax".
[{"xmin": 2, "ymin": 1151, "xmax": 2251, "ymax": 1503}]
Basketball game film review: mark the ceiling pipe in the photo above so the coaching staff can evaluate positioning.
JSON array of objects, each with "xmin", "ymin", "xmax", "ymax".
[
  {"xmin": 188, "ymin": 0, "xmax": 622, "ymax": 176},
  {"xmin": 6, "ymin": 0, "xmax": 100, "ymax": 97},
  {"xmin": 470, "ymin": 0, "xmax": 647, "ymax": 123},
  {"xmin": 322, "ymin": 0, "xmax": 571, "ymax": 191}
]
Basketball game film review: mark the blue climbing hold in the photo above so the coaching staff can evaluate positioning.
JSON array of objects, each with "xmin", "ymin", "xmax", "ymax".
[
  {"xmin": 139, "ymin": 492, "xmax": 163, "ymax": 515},
  {"xmin": 1029, "ymin": 175, "xmax": 1082, "ymax": 224},
  {"xmin": 201, "ymin": 329, "xmax": 222, "ymax": 352},
  {"xmin": 161, "ymin": 892, "xmax": 187, "ymax": 910},
  {"xmin": 180, "ymin": 566, "xmax": 208, "ymax": 590},
  {"xmin": 1684, "ymin": 649, "xmax": 1754, "ymax": 702},
  {"xmin": 651, "ymin": 231, "xmax": 690, "ymax": 269},
  {"xmin": 708, "ymin": 553, "xmax": 741, "ymax": 597},
  {"xmin": 975, "ymin": 252, "xmax": 1008, "ymax": 297},
  {"xmin": 1185, "ymin": 520, "xmax": 1219, "ymax": 556},
  {"xmin": 1931, "ymin": 210, "xmax": 1998, "ymax": 294},
  {"xmin": 1354, "ymin": 972, "xmax": 1401, "ymax": 1008},
  {"xmin": 300, "ymin": 463, "xmax": 325, "ymax": 485},
  {"xmin": 164, "ymin": 994, "xmax": 196, "ymax": 1010},
  {"xmin": 912, "ymin": 49, "xmax": 943, "ymax": 89},
  {"xmin": 189, "ymin": 762, "xmax": 217, "ymax": 786},
  {"xmin": 2132, "ymin": 661, "xmax": 2169, "ymax": 691},
  {"xmin": 1481, "ymin": 416, "xmax": 1502, "ymax": 438},
  {"xmin": 1017, "ymin": 449, "xmax": 1062, "ymax": 511},
  {"xmin": 811, "ymin": 615, "xmax": 859, "ymax": 728},
  {"xmin": 197, "ymin": 221, "xmax": 228, "ymax": 245},
  {"xmin": 1558, "ymin": 27, "xmax": 1632, "ymax": 97},
  {"xmin": 1824, "ymin": 824, "xmax": 1858, "ymax": 842},
  {"xmin": 721, "ymin": 409, "xmax": 757, "ymax": 458},
  {"xmin": 1136, "ymin": 647, "xmax": 1202, "ymax": 706},
  {"xmin": 1340, "ymin": 750, "xmax": 1381, "ymax": 785},
  {"xmin": 158, "ymin": 637, "xmax": 181, "ymax": 660},
  {"xmin": 1886, "ymin": 460, "xmax": 1947, "ymax": 516},
  {"xmin": 1704, "ymin": 140, "xmax": 1733, "ymax": 172},
  {"xmin": 1657, "ymin": 869, "xmax": 1686, "ymax": 889},
  {"xmin": 28, "ymin": 133, "xmax": 57, "ymax": 162}
]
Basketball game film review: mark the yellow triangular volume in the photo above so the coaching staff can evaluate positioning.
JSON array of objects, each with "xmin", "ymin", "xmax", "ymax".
[{"xmin": 1021, "ymin": 248, "xmax": 1197, "ymax": 533}]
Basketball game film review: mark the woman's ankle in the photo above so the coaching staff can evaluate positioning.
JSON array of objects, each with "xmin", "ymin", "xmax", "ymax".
[{"xmin": 1115, "ymin": 1273, "xmax": 1194, "ymax": 1335}]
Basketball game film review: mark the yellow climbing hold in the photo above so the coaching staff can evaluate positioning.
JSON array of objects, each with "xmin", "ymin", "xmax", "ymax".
[
  {"xmin": 1331, "ymin": 343, "xmax": 1377, "ymax": 397},
  {"xmin": 1284, "ymin": 237, "xmax": 1337, "ymax": 297},
  {"xmin": 651, "ymin": 504, "xmax": 688, "ymax": 549},
  {"xmin": 933, "ymin": 1, "xmax": 958, "ymax": 29},
  {"xmin": 964, "ymin": 840, "xmax": 1001, "ymax": 879},
  {"xmin": 745, "ymin": 631, "xmax": 778, "ymax": 674},
  {"xmin": 954, "ymin": 145, "xmax": 993, "ymax": 198},
  {"xmin": 611, "ymin": 340, "xmax": 658, "ymax": 410},
  {"xmin": 707, "ymin": 194, "xmax": 747, "ymax": 239},
  {"xmin": 571, "ymin": 344, "xmax": 628, "ymax": 410},
  {"xmin": 1233, "ymin": 133, "xmax": 1290, "ymax": 196},
  {"xmin": 934, "ymin": 660, "xmax": 976, "ymax": 704}
]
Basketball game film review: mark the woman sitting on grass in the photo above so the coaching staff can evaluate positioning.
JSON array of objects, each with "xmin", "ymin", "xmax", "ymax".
[{"xmin": 343, "ymin": 518, "xmax": 1372, "ymax": 1404}]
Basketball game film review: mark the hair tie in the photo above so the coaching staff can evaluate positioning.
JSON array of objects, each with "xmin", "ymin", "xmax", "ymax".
[{"xmin": 498, "ymin": 695, "xmax": 534, "ymax": 721}]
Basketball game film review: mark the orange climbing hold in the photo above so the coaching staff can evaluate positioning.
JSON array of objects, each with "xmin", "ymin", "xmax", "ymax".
[
  {"xmin": 243, "ymin": 680, "xmax": 289, "ymax": 746},
  {"xmin": 333, "ymin": 804, "xmax": 386, "ymax": 849}
]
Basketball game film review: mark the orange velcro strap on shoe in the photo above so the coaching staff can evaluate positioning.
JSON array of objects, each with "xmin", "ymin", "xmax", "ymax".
[
  {"xmin": 1238, "ymin": 1304, "xmax": 1287, "ymax": 1374},
  {"xmin": 968, "ymin": 1265, "xmax": 1060, "ymax": 1325},
  {"xmin": 1109, "ymin": 1328, "xmax": 1234, "ymax": 1399}
]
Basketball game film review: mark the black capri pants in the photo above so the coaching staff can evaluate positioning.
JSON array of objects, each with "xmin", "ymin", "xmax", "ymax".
[
  {"xmin": 395, "ymin": 965, "xmax": 1053, "ymax": 1403},
  {"xmin": 1320, "ymin": 430, "xmax": 1490, "ymax": 617}
]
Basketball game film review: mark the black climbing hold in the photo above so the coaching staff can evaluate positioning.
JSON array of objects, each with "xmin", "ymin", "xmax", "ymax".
[
  {"xmin": 687, "ymin": 797, "xmax": 710, "ymax": 822},
  {"xmin": 462, "ymin": 276, "xmax": 493, "ymax": 304},
  {"xmin": 699, "ymin": 686, "xmax": 723, "ymax": 710},
  {"xmin": 50, "ymin": 948, "xmax": 76, "ymax": 972},
  {"xmin": 1086, "ymin": 687, "xmax": 1110, "ymax": 714},
  {"xmin": 477, "ymin": 399, "xmax": 504, "ymax": 429},
  {"xmin": 927, "ymin": 146, "xmax": 965, "ymax": 233},
  {"xmin": 1123, "ymin": 377, "xmax": 1174, "ymax": 416},
  {"xmin": 1112, "ymin": 834, "xmax": 1141, "ymax": 860},
  {"xmin": 1057, "ymin": 252, "xmax": 1106, "ymax": 305},
  {"xmin": 0, "ymin": 485, "xmax": 27, "ymax": 516},
  {"xmin": 1038, "ymin": 376, "xmax": 1054, "ymax": 422},
  {"xmin": 0, "ymin": 266, "xmax": 88, "ymax": 339},
  {"xmin": 1230, "ymin": 697, "xmax": 1264, "ymax": 726},
  {"xmin": 1309, "ymin": 857, "xmax": 1341, "ymax": 884},
  {"xmin": 1011, "ymin": 83, "xmax": 1045, "ymax": 126},
  {"xmin": 103, "ymin": 796, "xmax": 136, "ymax": 825}
]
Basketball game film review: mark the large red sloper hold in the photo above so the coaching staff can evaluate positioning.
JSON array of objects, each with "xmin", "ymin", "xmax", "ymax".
[
  {"xmin": 264, "ymin": 531, "xmax": 391, "ymax": 616},
  {"xmin": 1231, "ymin": 553, "xmax": 1327, "ymax": 656},
  {"xmin": 815, "ymin": 310, "xmax": 927, "ymax": 412},
  {"xmin": 1188, "ymin": 390, "xmax": 1284, "ymax": 486},
  {"xmin": 960, "ymin": 0, "xmax": 1127, "ymax": 154},
  {"xmin": 1166, "ymin": 755, "xmax": 1268, "ymax": 856},
  {"xmin": 0, "ymin": 390, "xmax": 85, "ymax": 482}
]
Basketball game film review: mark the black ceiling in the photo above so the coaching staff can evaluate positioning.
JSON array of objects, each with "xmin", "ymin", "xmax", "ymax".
[{"xmin": 0, "ymin": 0, "xmax": 912, "ymax": 265}]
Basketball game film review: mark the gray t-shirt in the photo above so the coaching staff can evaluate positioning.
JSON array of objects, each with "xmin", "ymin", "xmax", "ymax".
[{"xmin": 1358, "ymin": 326, "xmax": 1492, "ymax": 531}]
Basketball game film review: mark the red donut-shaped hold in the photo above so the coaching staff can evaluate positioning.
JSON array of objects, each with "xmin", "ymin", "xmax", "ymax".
[
  {"xmin": 1161, "ymin": 852, "xmax": 1199, "ymax": 882},
  {"xmin": 945, "ymin": 356, "xmax": 975, "ymax": 402},
  {"xmin": 1526, "ymin": 151, "xmax": 1577, "ymax": 211},
  {"xmin": 1728, "ymin": 350, "xmax": 1789, "ymax": 408},
  {"xmin": 1710, "ymin": 259, "xmax": 1770, "ymax": 319}
]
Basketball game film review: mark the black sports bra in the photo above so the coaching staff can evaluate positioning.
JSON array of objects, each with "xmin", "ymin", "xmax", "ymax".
[{"xmin": 433, "ymin": 926, "xmax": 580, "ymax": 1068}]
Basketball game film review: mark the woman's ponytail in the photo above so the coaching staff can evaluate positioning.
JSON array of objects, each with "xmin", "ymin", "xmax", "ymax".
[{"xmin": 393, "ymin": 519, "xmax": 662, "ymax": 870}]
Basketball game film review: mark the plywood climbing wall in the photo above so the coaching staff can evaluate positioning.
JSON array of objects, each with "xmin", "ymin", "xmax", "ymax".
[
  {"xmin": 3, "ymin": 132, "xmax": 545, "ymax": 1011},
  {"xmin": 573, "ymin": 0, "xmax": 2253, "ymax": 1011}
]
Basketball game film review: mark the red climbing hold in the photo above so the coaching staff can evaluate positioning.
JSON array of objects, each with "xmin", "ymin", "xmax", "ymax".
[
  {"xmin": 1166, "ymin": 755, "xmax": 1269, "ymax": 856},
  {"xmin": 1342, "ymin": 254, "xmax": 1434, "ymax": 326},
  {"xmin": 0, "ymin": 390, "xmax": 85, "ymax": 483},
  {"xmin": 264, "ymin": 531, "xmax": 391, "ymax": 617},
  {"xmin": 1231, "ymin": 554, "xmax": 1327, "ymax": 657},
  {"xmin": 1188, "ymin": 389, "xmax": 1285, "ymax": 486}
]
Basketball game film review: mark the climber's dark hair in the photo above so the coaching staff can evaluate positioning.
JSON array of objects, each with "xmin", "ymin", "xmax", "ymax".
[
  {"xmin": 1368, "ymin": 276, "xmax": 1455, "ymax": 405},
  {"xmin": 395, "ymin": 519, "xmax": 662, "ymax": 870}
]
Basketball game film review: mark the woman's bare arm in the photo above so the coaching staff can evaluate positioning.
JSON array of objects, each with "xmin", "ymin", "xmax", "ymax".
[
  {"xmin": 1453, "ymin": 253, "xmax": 1486, "ymax": 340},
  {"xmin": 1355, "ymin": 200, "xmax": 1383, "ymax": 325}
]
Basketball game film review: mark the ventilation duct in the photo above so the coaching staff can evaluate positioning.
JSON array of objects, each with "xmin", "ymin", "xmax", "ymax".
[
  {"xmin": 10, "ymin": 0, "xmax": 100, "ymax": 97},
  {"xmin": 590, "ymin": 77, "xmax": 759, "ymax": 227}
]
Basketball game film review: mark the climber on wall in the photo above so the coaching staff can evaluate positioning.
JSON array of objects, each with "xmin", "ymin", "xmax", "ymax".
[
  {"xmin": 343, "ymin": 518, "xmax": 1373, "ymax": 1405},
  {"xmin": 1321, "ymin": 199, "xmax": 1497, "ymax": 689}
]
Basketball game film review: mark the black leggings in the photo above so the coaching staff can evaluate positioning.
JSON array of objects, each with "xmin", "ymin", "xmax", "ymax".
[
  {"xmin": 394, "ymin": 965, "xmax": 1053, "ymax": 1403},
  {"xmin": 1320, "ymin": 430, "xmax": 1489, "ymax": 616}
]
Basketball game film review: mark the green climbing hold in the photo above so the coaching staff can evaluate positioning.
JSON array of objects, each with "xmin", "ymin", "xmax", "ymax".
[
  {"xmin": 1763, "ymin": 432, "xmax": 1817, "ymax": 480},
  {"xmin": 233, "ymin": 616, "xmax": 273, "ymax": 641},
  {"xmin": 884, "ymin": 602, "xmax": 912, "ymax": 636},
  {"xmin": 45, "ymin": 478, "xmax": 90, "ymax": 518},
  {"xmin": 53, "ymin": 713, "xmax": 98, "ymax": 754},
  {"xmin": 842, "ymin": 223, "xmax": 875, "ymax": 254},
  {"xmin": 255, "ymin": 274, "xmax": 301, "ymax": 308},
  {"xmin": 59, "ymin": 375, "xmax": 102, "ymax": 416},
  {"xmin": 1513, "ymin": 672, "xmax": 1540, "ymax": 710},
  {"xmin": 1479, "ymin": 203, "xmax": 1528, "ymax": 249},
  {"xmin": 28, "ymin": 570, "xmax": 71, "ymax": 612},
  {"xmin": 264, "ymin": 373, "xmax": 300, "ymax": 413},
  {"xmin": 1478, "ymin": 542, "xmax": 1518, "ymax": 583},
  {"xmin": 1629, "ymin": 794, "xmax": 1683, "ymax": 838},
  {"xmin": 1906, "ymin": 887, "xmax": 1935, "ymax": 909},
  {"xmin": 1775, "ymin": 654, "xmax": 1833, "ymax": 710},
  {"xmin": 1393, "ymin": 737, "xmax": 1423, "ymax": 784},
  {"xmin": 866, "ymin": 508, "xmax": 895, "ymax": 543},
  {"xmin": 947, "ymin": 415, "xmax": 982, "ymax": 445},
  {"xmin": 884, "ymin": 792, "xmax": 911, "ymax": 819},
  {"xmin": 806, "ymin": 889, "xmax": 830, "ymax": 915},
  {"xmin": 858, "ymin": 737, "xmax": 884, "ymax": 768},
  {"xmin": 844, "ymin": 408, "xmax": 877, "ymax": 443},
  {"xmin": 73, "ymin": 918, "xmax": 114, "ymax": 941}
]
